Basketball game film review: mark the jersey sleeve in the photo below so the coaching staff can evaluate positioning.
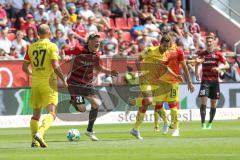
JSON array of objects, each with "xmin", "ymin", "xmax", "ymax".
[
  {"xmin": 50, "ymin": 44, "xmax": 59, "ymax": 60},
  {"xmin": 177, "ymin": 48, "xmax": 184, "ymax": 62},
  {"xmin": 218, "ymin": 53, "xmax": 227, "ymax": 63}
]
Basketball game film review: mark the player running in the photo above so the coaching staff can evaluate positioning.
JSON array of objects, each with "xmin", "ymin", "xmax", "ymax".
[
  {"xmin": 22, "ymin": 24, "xmax": 68, "ymax": 148},
  {"xmin": 130, "ymin": 34, "xmax": 193, "ymax": 139},
  {"xmin": 195, "ymin": 35, "xmax": 229, "ymax": 129},
  {"xmin": 65, "ymin": 33, "xmax": 118, "ymax": 141}
]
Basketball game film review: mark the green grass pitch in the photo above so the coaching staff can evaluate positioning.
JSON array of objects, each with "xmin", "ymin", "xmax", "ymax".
[{"xmin": 0, "ymin": 120, "xmax": 239, "ymax": 160}]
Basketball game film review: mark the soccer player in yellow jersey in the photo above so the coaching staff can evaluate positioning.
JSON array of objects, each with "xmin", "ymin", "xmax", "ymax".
[
  {"xmin": 22, "ymin": 24, "xmax": 68, "ymax": 148},
  {"xmin": 130, "ymin": 34, "xmax": 183, "ymax": 139},
  {"xmin": 131, "ymin": 34, "xmax": 194, "ymax": 139}
]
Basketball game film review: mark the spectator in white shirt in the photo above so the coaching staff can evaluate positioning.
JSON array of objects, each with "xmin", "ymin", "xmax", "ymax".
[
  {"xmin": 86, "ymin": 16, "xmax": 98, "ymax": 35},
  {"xmin": 0, "ymin": 27, "xmax": 12, "ymax": 54},
  {"xmin": 12, "ymin": 30, "xmax": 29, "ymax": 59},
  {"xmin": 78, "ymin": 2, "xmax": 95, "ymax": 23},
  {"xmin": 47, "ymin": 3, "xmax": 62, "ymax": 24}
]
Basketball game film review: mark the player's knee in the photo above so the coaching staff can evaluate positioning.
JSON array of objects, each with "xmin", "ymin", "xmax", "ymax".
[
  {"xmin": 31, "ymin": 116, "xmax": 40, "ymax": 121},
  {"xmin": 74, "ymin": 104, "xmax": 86, "ymax": 113}
]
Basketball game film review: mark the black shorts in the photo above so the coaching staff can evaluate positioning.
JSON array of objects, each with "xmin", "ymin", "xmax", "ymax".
[
  {"xmin": 198, "ymin": 81, "xmax": 220, "ymax": 99},
  {"xmin": 68, "ymin": 84, "xmax": 97, "ymax": 105}
]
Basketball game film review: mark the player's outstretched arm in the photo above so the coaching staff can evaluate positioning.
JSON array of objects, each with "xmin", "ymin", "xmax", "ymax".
[
  {"xmin": 96, "ymin": 65, "xmax": 118, "ymax": 77},
  {"xmin": 52, "ymin": 60, "xmax": 68, "ymax": 88},
  {"xmin": 181, "ymin": 61, "xmax": 194, "ymax": 93},
  {"xmin": 22, "ymin": 61, "xmax": 32, "ymax": 75}
]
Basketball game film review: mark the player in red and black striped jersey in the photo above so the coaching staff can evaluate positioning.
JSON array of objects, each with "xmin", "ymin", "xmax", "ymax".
[
  {"xmin": 65, "ymin": 33, "xmax": 118, "ymax": 141},
  {"xmin": 195, "ymin": 35, "xmax": 229, "ymax": 129}
]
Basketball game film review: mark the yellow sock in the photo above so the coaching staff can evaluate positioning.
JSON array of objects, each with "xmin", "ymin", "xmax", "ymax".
[
  {"xmin": 30, "ymin": 119, "xmax": 39, "ymax": 141},
  {"xmin": 160, "ymin": 107, "xmax": 167, "ymax": 124},
  {"xmin": 154, "ymin": 111, "xmax": 159, "ymax": 129},
  {"xmin": 38, "ymin": 114, "xmax": 54, "ymax": 137},
  {"xmin": 170, "ymin": 108, "xmax": 179, "ymax": 129},
  {"xmin": 134, "ymin": 111, "xmax": 145, "ymax": 130}
]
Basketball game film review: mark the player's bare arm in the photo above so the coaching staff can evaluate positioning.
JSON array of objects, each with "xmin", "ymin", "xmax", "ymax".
[
  {"xmin": 52, "ymin": 60, "xmax": 68, "ymax": 88},
  {"xmin": 22, "ymin": 60, "xmax": 32, "ymax": 75},
  {"xmin": 181, "ymin": 61, "xmax": 195, "ymax": 92},
  {"xmin": 212, "ymin": 61, "xmax": 230, "ymax": 73}
]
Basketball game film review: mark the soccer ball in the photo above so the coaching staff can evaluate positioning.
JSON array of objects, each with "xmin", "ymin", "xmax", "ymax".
[{"xmin": 67, "ymin": 129, "xmax": 80, "ymax": 141}]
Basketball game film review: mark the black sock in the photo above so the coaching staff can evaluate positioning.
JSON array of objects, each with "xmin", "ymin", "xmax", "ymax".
[
  {"xmin": 87, "ymin": 108, "xmax": 98, "ymax": 132},
  {"xmin": 200, "ymin": 105, "xmax": 206, "ymax": 124},
  {"xmin": 209, "ymin": 107, "xmax": 216, "ymax": 123}
]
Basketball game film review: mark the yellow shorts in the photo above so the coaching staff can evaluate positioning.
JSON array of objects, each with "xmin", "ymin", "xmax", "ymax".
[
  {"xmin": 153, "ymin": 83, "xmax": 179, "ymax": 103},
  {"xmin": 30, "ymin": 81, "xmax": 58, "ymax": 109}
]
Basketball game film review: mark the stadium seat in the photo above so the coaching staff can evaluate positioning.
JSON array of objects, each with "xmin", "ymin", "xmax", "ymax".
[
  {"xmin": 7, "ymin": 33, "xmax": 16, "ymax": 41},
  {"xmin": 115, "ymin": 18, "xmax": 129, "ymax": 30},
  {"xmin": 127, "ymin": 18, "xmax": 134, "ymax": 28},
  {"xmin": 110, "ymin": 18, "xmax": 115, "ymax": 28},
  {"xmin": 122, "ymin": 32, "xmax": 132, "ymax": 41}
]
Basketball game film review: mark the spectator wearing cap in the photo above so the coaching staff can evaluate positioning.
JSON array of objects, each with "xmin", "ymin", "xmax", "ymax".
[
  {"xmin": 0, "ymin": 27, "xmax": 12, "ymax": 54},
  {"xmin": 72, "ymin": 15, "xmax": 87, "ymax": 40},
  {"xmin": 61, "ymin": 16, "xmax": 72, "ymax": 38},
  {"xmin": 130, "ymin": 17, "xmax": 145, "ymax": 40},
  {"xmin": 101, "ymin": 28, "xmax": 118, "ymax": 56},
  {"xmin": 47, "ymin": 3, "xmax": 62, "ymax": 24},
  {"xmin": 78, "ymin": 2, "xmax": 95, "ymax": 23},
  {"xmin": 23, "ymin": 27, "xmax": 37, "ymax": 44},
  {"xmin": 0, "ymin": 3, "xmax": 7, "ymax": 27},
  {"xmin": 15, "ymin": 2, "xmax": 34, "ymax": 29},
  {"xmin": 34, "ymin": 4, "xmax": 49, "ymax": 25},
  {"xmin": 21, "ymin": 13, "xmax": 37, "ymax": 35},
  {"xmin": 86, "ymin": 16, "xmax": 98, "ymax": 36},
  {"xmin": 188, "ymin": 16, "xmax": 200, "ymax": 35},
  {"xmin": 12, "ymin": 30, "xmax": 29, "ymax": 60},
  {"xmin": 168, "ymin": 0, "xmax": 185, "ymax": 23}
]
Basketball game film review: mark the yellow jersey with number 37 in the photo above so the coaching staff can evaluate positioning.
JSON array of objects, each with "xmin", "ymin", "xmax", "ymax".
[{"xmin": 24, "ymin": 39, "xmax": 59, "ymax": 81}]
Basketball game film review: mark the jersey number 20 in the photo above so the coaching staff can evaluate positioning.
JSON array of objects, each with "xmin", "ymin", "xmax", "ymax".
[{"xmin": 33, "ymin": 49, "xmax": 46, "ymax": 67}]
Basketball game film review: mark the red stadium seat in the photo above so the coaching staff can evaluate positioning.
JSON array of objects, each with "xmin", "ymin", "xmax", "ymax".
[
  {"xmin": 110, "ymin": 18, "xmax": 115, "ymax": 28},
  {"xmin": 7, "ymin": 33, "xmax": 16, "ymax": 41},
  {"xmin": 115, "ymin": 18, "xmax": 129, "ymax": 30},
  {"xmin": 127, "ymin": 18, "xmax": 134, "ymax": 28},
  {"xmin": 122, "ymin": 32, "xmax": 132, "ymax": 41}
]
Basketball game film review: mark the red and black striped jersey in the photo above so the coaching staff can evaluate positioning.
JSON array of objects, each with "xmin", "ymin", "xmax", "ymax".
[
  {"xmin": 198, "ymin": 51, "xmax": 226, "ymax": 81},
  {"xmin": 67, "ymin": 46, "xmax": 101, "ymax": 85}
]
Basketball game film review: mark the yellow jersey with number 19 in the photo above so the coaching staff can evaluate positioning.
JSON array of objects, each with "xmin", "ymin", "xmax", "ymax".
[{"xmin": 24, "ymin": 39, "xmax": 59, "ymax": 81}]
